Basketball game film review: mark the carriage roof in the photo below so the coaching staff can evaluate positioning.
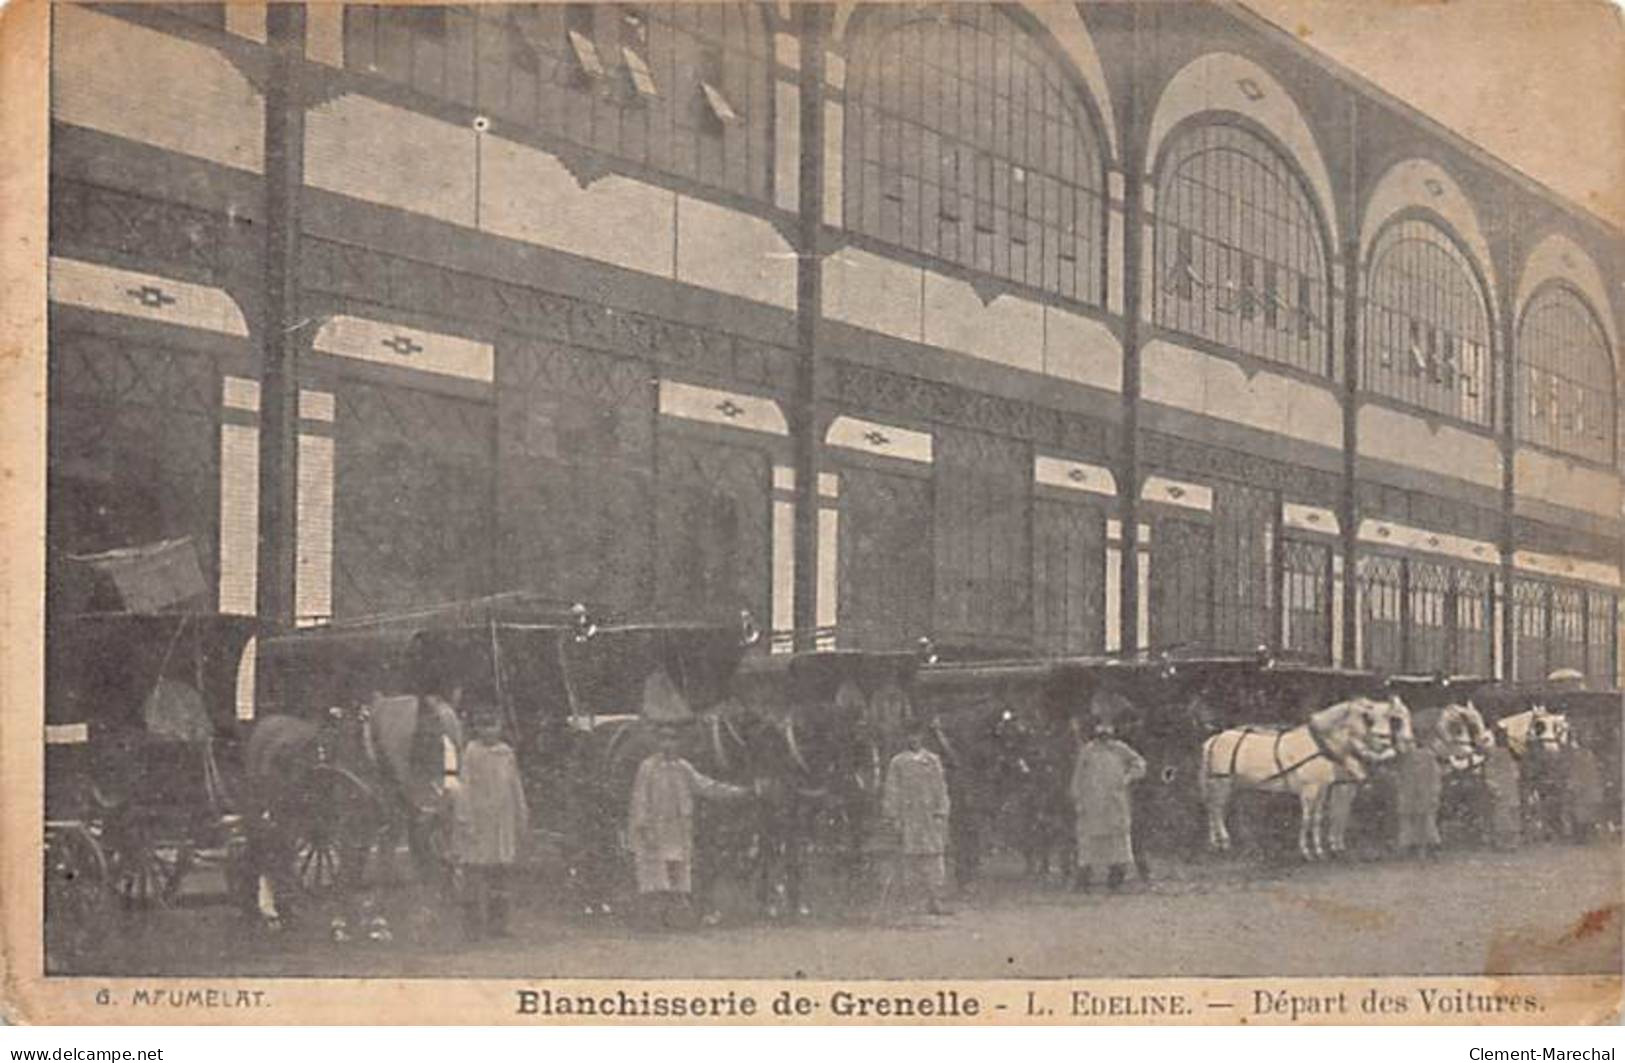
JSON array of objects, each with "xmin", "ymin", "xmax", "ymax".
[
  {"xmin": 733, "ymin": 649, "xmax": 922, "ymax": 705},
  {"xmin": 914, "ymin": 653, "xmax": 1375, "ymax": 695},
  {"xmin": 257, "ymin": 613, "xmax": 747, "ymax": 720},
  {"xmin": 1470, "ymin": 681, "xmax": 1624, "ymax": 720},
  {"xmin": 46, "ymin": 611, "xmax": 257, "ymax": 737},
  {"xmin": 1379, "ymin": 673, "xmax": 1497, "ymax": 708}
]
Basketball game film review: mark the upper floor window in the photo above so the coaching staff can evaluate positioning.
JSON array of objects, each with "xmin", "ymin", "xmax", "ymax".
[
  {"xmin": 1517, "ymin": 283, "xmax": 1615, "ymax": 465},
  {"xmin": 1154, "ymin": 124, "xmax": 1332, "ymax": 376},
  {"xmin": 1362, "ymin": 218, "xmax": 1494, "ymax": 427},
  {"xmin": 843, "ymin": 6, "xmax": 1106, "ymax": 305},
  {"xmin": 343, "ymin": 4, "xmax": 771, "ymax": 202}
]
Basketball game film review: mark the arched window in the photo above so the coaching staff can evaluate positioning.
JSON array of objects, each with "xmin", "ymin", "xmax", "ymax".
[
  {"xmin": 843, "ymin": 6, "xmax": 1106, "ymax": 305},
  {"xmin": 1154, "ymin": 124, "xmax": 1331, "ymax": 376},
  {"xmin": 344, "ymin": 4, "xmax": 773, "ymax": 202},
  {"xmin": 1361, "ymin": 218, "xmax": 1494, "ymax": 427},
  {"xmin": 1517, "ymin": 283, "xmax": 1615, "ymax": 464}
]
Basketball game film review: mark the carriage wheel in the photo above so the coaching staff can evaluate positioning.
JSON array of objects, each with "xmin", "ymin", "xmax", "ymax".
[
  {"xmin": 293, "ymin": 767, "xmax": 387, "ymax": 896},
  {"xmin": 44, "ymin": 823, "xmax": 111, "ymax": 966},
  {"xmin": 114, "ymin": 841, "xmax": 193, "ymax": 908},
  {"xmin": 294, "ymin": 821, "xmax": 346, "ymax": 896},
  {"xmin": 105, "ymin": 814, "xmax": 192, "ymax": 909}
]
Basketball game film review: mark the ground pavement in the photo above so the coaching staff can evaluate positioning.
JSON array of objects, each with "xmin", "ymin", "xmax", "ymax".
[{"xmin": 49, "ymin": 839, "xmax": 1621, "ymax": 980}]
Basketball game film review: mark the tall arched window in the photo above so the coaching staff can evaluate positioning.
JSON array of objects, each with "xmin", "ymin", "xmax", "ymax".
[
  {"xmin": 1361, "ymin": 218, "xmax": 1494, "ymax": 426},
  {"xmin": 1517, "ymin": 283, "xmax": 1615, "ymax": 465},
  {"xmin": 843, "ymin": 6, "xmax": 1106, "ymax": 305},
  {"xmin": 344, "ymin": 4, "xmax": 773, "ymax": 202},
  {"xmin": 1154, "ymin": 123, "xmax": 1331, "ymax": 376}
]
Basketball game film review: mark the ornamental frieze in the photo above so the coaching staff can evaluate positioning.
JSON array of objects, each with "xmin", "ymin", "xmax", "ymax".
[{"xmin": 298, "ymin": 237, "xmax": 794, "ymax": 394}]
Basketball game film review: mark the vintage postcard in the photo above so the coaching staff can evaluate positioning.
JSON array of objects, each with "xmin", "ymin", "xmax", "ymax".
[{"xmin": 1, "ymin": 0, "xmax": 1622, "ymax": 1026}]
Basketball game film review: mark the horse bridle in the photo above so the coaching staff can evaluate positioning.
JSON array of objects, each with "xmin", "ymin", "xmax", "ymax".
[
  {"xmin": 930, "ymin": 717, "xmax": 958, "ymax": 769},
  {"xmin": 708, "ymin": 713, "xmax": 730, "ymax": 775}
]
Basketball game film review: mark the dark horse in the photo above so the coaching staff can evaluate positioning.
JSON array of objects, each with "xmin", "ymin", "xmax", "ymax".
[
  {"xmin": 924, "ymin": 699, "xmax": 1055, "ymax": 887},
  {"xmin": 701, "ymin": 681, "xmax": 891, "ymax": 919},
  {"xmin": 239, "ymin": 693, "xmax": 461, "ymax": 932},
  {"xmin": 993, "ymin": 706, "xmax": 1077, "ymax": 881}
]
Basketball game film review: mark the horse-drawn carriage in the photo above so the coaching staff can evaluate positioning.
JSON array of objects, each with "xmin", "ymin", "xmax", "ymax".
[
  {"xmin": 44, "ymin": 611, "xmax": 257, "ymax": 963},
  {"xmin": 910, "ymin": 650, "xmax": 1418, "ymax": 871},
  {"xmin": 1474, "ymin": 678, "xmax": 1622, "ymax": 838},
  {"xmin": 247, "ymin": 597, "xmax": 752, "ymax": 919}
]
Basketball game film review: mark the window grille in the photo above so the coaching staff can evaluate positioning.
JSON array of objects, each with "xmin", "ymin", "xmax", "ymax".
[
  {"xmin": 343, "ymin": 4, "xmax": 772, "ymax": 202},
  {"xmin": 1211, "ymin": 481, "xmax": 1276, "ymax": 653},
  {"xmin": 1548, "ymin": 584, "xmax": 1588, "ymax": 675},
  {"xmin": 1586, "ymin": 590, "xmax": 1617, "ymax": 686},
  {"xmin": 1362, "ymin": 218, "xmax": 1494, "ymax": 427},
  {"xmin": 1517, "ymin": 284, "xmax": 1615, "ymax": 465},
  {"xmin": 933, "ymin": 429, "xmax": 1032, "ymax": 648},
  {"xmin": 1150, "ymin": 517, "xmax": 1213, "ymax": 653},
  {"xmin": 1453, "ymin": 567, "xmax": 1492, "ymax": 677},
  {"xmin": 844, "ymin": 5, "xmax": 1106, "ymax": 304},
  {"xmin": 1512, "ymin": 578, "xmax": 1549, "ymax": 681},
  {"xmin": 1281, "ymin": 538, "xmax": 1331, "ymax": 663},
  {"xmin": 1033, "ymin": 499, "xmax": 1106, "ymax": 656},
  {"xmin": 1408, "ymin": 558, "xmax": 1451, "ymax": 672},
  {"xmin": 1154, "ymin": 124, "xmax": 1331, "ymax": 376},
  {"xmin": 1358, "ymin": 554, "xmax": 1405, "ymax": 670}
]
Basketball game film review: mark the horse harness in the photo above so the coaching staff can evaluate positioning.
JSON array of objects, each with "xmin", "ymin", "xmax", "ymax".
[{"xmin": 1207, "ymin": 719, "xmax": 1346, "ymax": 787}]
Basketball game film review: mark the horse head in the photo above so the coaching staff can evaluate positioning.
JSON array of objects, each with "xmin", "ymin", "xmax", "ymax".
[
  {"xmin": 1311, "ymin": 696, "xmax": 1407, "ymax": 773},
  {"xmin": 1413, "ymin": 701, "xmax": 1488, "ymax": 770},
  {"xmin": 1500, "ymin": 706, "xmax": 1570, "ymax": 759},
  {"xmin": 318, "ymin": 697, "xmax": 375, "ymax": 767},
  {"xmin": 1530, "ymin": 705, "xmax": 1571, "ymax": 752},
  {"xmin": 1181, "ymin": 690, "xmax": 1224, "ymax": 739},
  {"xmin": 989, "ymin": 704, "xmax": 1037, "ymax": 779},
  {"xmin": 786, "ymin": 680, "xmax": 880, "ymax": 796},
  {"xmin": 1357, "ymin": 695, "xmax": 1412, "ymax": 762}
]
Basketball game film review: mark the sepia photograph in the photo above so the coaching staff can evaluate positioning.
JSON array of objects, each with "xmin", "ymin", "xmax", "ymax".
[{"xmin": 3, "ymin": 0, "xmax": 1623, "ymax": 1024}]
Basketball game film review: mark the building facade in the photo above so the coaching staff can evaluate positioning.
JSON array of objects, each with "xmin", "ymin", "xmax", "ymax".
[{"xmin": 46, "ymin": 2, "xmax": 1625, "ymax": 689}]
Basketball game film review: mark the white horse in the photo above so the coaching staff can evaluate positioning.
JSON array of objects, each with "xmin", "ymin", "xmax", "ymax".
[
  {"xmin": 1322, "ymin": 700, "xmax": 1492, "ymax": 855},
  {"xmin": 1497, "ymin": 705, "xmax": 1571, "ymax": 840},
  {"xmin": 1497, "ymin": 705, "xmax": 1569, "ymax": 757},
  {"xmin": 1200, "ymin": 696, "xmax": 1411, "ymax": 861}
]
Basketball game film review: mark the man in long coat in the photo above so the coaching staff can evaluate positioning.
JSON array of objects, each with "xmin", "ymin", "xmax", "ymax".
[
  {"xmin": 882, "ymin": 721, "xmax": 952, "ymax": 915},
  {"xmin": 1561, "ymin": 735, "xmax": 1604, "ymax": 842},
  {"xmin": 1393, "ymin": 744, "xmax": 1444, "ymax": 857},
  {"xmin": 1070, "ymin": 723, "xmax": 1146, "ymax": 891},
  {"xmin": 1481, "ymin": 727, "xmax": 1522, "ymax": 850}
]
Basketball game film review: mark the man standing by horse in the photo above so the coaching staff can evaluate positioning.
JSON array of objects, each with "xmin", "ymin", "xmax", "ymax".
[
  {"xmin": 1392, "ymin": 738, "xmax": 1444, "ymax": 859},
  {"xmin": 1070, "ymin": 721, "xmax": 1147, "ymax": 892},
  {"xmin": 1561, "ymin": 731, "xmax": 1604, "ymax": 842},
  {"xmin": 1481, "ymin": 726, "xmax": 1522, "ymax": 851}
]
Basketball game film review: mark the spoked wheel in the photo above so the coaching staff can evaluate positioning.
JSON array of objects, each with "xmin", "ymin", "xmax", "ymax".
[
  {"xmin": 294, "ymin": 823, "xmax": 346, "ymax": 895},
  {"xmin": 44, "ymin": 822, "xmax": 111, "ymax": 969},
  {"xmin": 293, "ymin": 766, "xmax": 386, "ymax": 896},
  {"xmin": 105, "ymin": 813, "xmax": 193, "ymax": 909}
]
